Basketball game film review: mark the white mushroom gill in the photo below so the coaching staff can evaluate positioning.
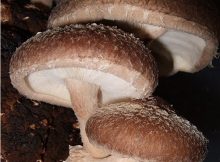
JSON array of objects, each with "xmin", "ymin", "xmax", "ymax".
[
  {"xmin": 27, "ymin": 67, "xmax": 142, "ymax": 106},
  {"xmin": 150, "ymin": 30, "xmax": 206, "ymax": 74}
]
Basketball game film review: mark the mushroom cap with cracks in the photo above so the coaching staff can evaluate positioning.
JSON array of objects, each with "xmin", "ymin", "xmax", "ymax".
[
  {"xmin": 48, "ymin": 0, "xmax": 219, "ymax": 75},
  {"xmin": 10, "ymin": 24, "xmax": 158, "ymax": 108},
  {"xmin": 86, "ymin": 97, "xmax": 208, "ymax": 162}
]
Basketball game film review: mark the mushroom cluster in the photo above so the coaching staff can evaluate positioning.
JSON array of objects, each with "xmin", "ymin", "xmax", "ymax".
[{"xmin": 10, "ymin": 0, "xmax": 219, "ymax": 162}]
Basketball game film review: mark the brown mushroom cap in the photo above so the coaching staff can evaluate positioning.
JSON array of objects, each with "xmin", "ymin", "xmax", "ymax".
[
  {"xmin": 86, "ymin": 97, "xmax": 208, "ymax": 162},
  {"xmin": 48, "ymin": 0, "xmax": 219, "ymax": 75},
  {"xmin": 10, "ymin": 24, "xmax": 158, "ymax": 108}
]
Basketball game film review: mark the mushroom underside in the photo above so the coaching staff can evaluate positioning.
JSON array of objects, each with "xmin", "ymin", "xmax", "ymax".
[
  {"xmin": 149, "ymin": 30, "xmax": 206, "ymax": 75},
  {"xmin": 26, "ymin": 67, "xmax": 144, "ymax": 106},
  {"xmin": 100, "ymin": 22, "xmax": 207, "ymax": 75}
]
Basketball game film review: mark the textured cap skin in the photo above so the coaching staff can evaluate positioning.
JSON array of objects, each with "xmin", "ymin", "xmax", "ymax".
[
  {"xmin": 48, "ymin": 0, "xmax": 220, "ymax": 38},
  {"xmin": 48, "ymin": 0, "xmax": 219, "ymax": 74},
  {"xmin": 10, "ymin": 24, "xmax": 158, "ymax": 108},
  {"xmin": 86, "ymin": 97, "xmax": 208, "ymax": 162}
]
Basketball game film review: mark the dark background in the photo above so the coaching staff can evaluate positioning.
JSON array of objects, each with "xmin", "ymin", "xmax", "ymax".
[{"xmin": 155, "ymin": 57, "xmax": 220, "ymax": 162}]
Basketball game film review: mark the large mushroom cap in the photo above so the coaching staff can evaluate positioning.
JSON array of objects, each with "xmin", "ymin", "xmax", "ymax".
[
  {"xmin": 86, "ymin": 97, "xmax": 208, "ymax": 162},
  {"xmin": 48, "ymin": 0, "xmax": 219, "ymax": 75},
  {"xmin": 10, "ymin": 24, "xmax": 158, "ymax": 108}
]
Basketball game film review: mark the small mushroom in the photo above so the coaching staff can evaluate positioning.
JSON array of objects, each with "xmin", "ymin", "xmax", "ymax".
[
  {"xmin": 10, "ymin": 24, "xmax": 158, "ymax": 158},
  {"xmin": 86, "ymin": 97, "xmax": 208, "ymax": 162},
  {"xmin": 0, "ymin": 2, "xmax": 12, "ymax": 24},
  {"xmin": 48, "ymin": 0, "xmax": 219, "ymax": 75}
]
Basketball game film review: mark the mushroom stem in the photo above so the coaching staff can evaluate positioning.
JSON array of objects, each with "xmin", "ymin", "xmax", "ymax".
[
  {"xmin": 65, "ymin": 78, "xmax": 101, "ymax": 119},
  {"xmin": 65, "ymin": 78, "xmax": 109, "ymax": 158}
]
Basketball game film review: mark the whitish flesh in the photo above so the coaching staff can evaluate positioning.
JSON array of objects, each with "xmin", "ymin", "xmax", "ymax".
[
  {"xmin": 150, "ymin": 30, "xmax": 206, "ymax": 74},
  {"xmin": 27, "ymin": 67, "xmax": 142, "ymax": 105}
]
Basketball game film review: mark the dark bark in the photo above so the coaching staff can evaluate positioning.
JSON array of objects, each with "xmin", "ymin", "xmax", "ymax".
[{"xmin": 1, "ymin": 2, "xmax": 81, "ymax": 162}]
